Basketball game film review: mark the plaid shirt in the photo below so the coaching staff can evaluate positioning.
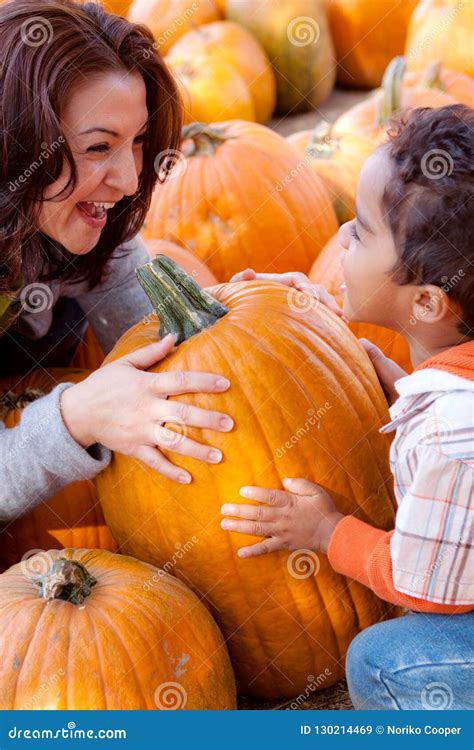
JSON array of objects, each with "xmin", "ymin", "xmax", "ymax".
[{"xmin": 379, "ymin": 367, "xmax": 474, "ymax": 605}]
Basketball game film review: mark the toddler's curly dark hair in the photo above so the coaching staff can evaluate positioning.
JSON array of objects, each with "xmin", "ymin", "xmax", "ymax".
[{"xmin": 383, "ymin": 104, "xmax": 473, "ymax": 338}]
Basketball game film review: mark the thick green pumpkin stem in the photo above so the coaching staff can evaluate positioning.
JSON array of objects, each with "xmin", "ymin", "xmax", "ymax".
[
  {"xmin": 182, "ymin": 122, "xmax": 230, "ymax": 157},
  {"xmin": 419, "ymin": 61, "xmax": 445, "ymax": 92},
  {"xmin": 306, "ymin": 122, "xmax": 337, "ymax": 160},
  {"xmin": 378, "ymin": 56, "xmax": 406, "ymax": 125},
  {"xmin": 36, "ymin": 558, "xmax": 97, "ymax": 605},
  {"xmin": 136, "ymin": 255, "xmax": 229, "ymax": 344}
]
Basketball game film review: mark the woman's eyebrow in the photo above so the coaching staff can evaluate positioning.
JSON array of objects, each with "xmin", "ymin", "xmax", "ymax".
[
  {"xmin": 355, "ymin": 206, "xmax": 373, "ymax": 234},
  {"xmin": 79, "ymin": 120, "xmax": 148, "ymax": 136}
]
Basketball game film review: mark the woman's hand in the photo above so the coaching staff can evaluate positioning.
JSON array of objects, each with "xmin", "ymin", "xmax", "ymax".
[
  {"xmin": 221, "ymin": 478, "xmax": 344, "ymax": 557},
  {"xmin": 230, "ymin": 268, "xmax": 346, "ymax": 321},
  {"xmin": 359, "ymin": 338, "xmax": 408, "ymax": 406},
  {"xmin": 60, "ymin": 334, "xmax": 233, "ymax": 483}
]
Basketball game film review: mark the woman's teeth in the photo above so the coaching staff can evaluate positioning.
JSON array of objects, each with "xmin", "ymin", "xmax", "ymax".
[{"xmin": 78, "ymin": 201, "xmax": 115, "ymax": 219}]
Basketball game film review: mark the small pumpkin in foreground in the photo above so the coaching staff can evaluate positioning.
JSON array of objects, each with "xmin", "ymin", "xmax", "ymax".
[
  {"xmin": 97, "ymin": 255, "xmax": 401, "ymax": 699},
  {"xmin": 309, "ymin": 235, "xmax": 412, "ymax": 373},
  {"xmin": 143, "ymin": 121, "xmax": 338, "ymax": 281},
  {"xmin": 0, "ymin": 548, "xmax": 236, "ymax": 709}
]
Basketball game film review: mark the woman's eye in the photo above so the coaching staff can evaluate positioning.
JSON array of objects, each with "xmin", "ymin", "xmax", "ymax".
[
  {"xmin": 350, "ymin": 224, "xmax": 360, "ymax": 241},
  {"xmin": 87, "ymin": 143, "xmax": 109, "ymax": 154}
]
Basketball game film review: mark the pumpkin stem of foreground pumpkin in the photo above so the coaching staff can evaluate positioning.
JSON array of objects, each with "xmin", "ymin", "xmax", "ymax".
[
  {"xmin": 378, "ymin": 56, "xmax": 406, "ymax": 125},
  {"xmin": 182, "ymin": 122, "xmax": 231, "ymax": 157},
  {"xmin": 419, "ymin": 61, "xmax": 445, "ymax": 92},
  {"xmin": 36, "ymin": 558, "xmax": 97, "ymax": 605},
  {"xmin": 136, "ymin": 255, "xmax": 229, "ymax": 344}
]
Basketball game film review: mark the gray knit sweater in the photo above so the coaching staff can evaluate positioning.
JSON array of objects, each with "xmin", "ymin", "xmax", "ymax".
[{"xmin": 0, "ymin": 234, "xmax": 152, "ymax": 522}]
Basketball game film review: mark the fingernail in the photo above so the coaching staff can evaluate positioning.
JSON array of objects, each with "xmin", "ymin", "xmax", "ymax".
[
  {"xmin": 238, "ymin": 549, "xmax": 248, "ymax": 558},
  {"xmin": 221, "ymin": 519, "xmax": 233, "ymax": 529},
  {"xmin": 208, "ymin": 450, "xmax": 222, "ymax": 464},
  {"xmin": 220, "ymin": 417, "xmax": 234, "ymax": 431},
  {"xmin": 215, "ymin": 378, "xmax": 230, "ymax": 390},
  {"xmin": 178, "ymin": 474, "xmax": 191, "ymax": 484},
  {"xmin": 221, "ymin": 504, "xmax": 234, "ymax": 514},
  {"xmin": 240, "ymin": 487, "xmax": 252, "ymax": 497}
]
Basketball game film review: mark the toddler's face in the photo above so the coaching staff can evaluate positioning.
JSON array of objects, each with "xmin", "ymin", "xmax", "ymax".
[{"xmin": 338, "ymin": 148, "xmax": 413, "ymax": 332}]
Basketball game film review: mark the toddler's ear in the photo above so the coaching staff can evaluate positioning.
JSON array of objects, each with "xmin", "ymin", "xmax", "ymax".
[{"xmin": 411, "ymin": 284, "xmax": 451, "ymax": 326}]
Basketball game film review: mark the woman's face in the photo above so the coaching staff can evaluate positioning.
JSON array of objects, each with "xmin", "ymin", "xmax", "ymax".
[{"xmin": 38, "ymin": 71, "xmax": 149, "ymax": 255}]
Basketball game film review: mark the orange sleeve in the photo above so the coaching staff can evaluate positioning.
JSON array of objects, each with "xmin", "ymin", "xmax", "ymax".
[{"xmin": 327, "ymin": 516, "xmax": 473, "ymax": 614}]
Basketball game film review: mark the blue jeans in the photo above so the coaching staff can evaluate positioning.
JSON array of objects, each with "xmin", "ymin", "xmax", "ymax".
[{"xmin": 346, "ymin": 611, "xmax": 474, "ymax": 710}]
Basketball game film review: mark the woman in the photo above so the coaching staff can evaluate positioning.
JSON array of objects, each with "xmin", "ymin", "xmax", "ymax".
[{"xmin": 0, "ymin": 0, "xmax": 234, "ymax": 522}]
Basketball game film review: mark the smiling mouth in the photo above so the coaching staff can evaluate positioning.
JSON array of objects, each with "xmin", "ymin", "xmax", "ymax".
[{"xmin": 77, "ymin": 201, "xmax": 116, "ymax": 219}]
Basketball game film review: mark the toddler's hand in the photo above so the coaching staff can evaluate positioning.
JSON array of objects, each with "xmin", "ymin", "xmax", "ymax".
[{"xmin": 360, "ymin": 338, "xmax": 409, "ymax": 405}]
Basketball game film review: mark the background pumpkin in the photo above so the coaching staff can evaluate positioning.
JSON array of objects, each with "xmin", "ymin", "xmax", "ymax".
[
  {"xmin": 287, "ymin": 124, "xmax": 374, "ymax": 224},
  {"xmin": 403, "ymin": 61, "xmax": 474, "ymax": 106},
  {"xmin": 0, "ymin": 368, "xmax": 116, "ymax": 571},
  {"xmin": 0, "ymin": 548, "xmax": 236, "ymax": 709},
  {"xmin": 143, "ymin": 121, "xmax": 338, "ymax": 282},
  {"xmin": 102, "ymin": 0, "xmax": 132, "ymax": 16},
  {"xmin": 97, "ymin": 256, "xmax": 402, "ymax": 699},
  {"xmin": 226, "ymin": 0, "xmax": 336, "ymax": 114},
  {"xmin": 167, "ymin": 54, "xmax": 255, "ymax": 124},
  {"xmin": 332, "ymin": 56, "xmax": 457, "ymax": 142},
  {"xmin": 127, "ymin": 0, "xmax": 221, "ymax": 55},
  {"xmin": 328, "ymin": 0, "xmax": 418, "ymax": 88},
  {"xmin": 309, "ymin": 235, "xmax": 413, "ymax": 373},
  {"xmin": 167, "ymin": 21, "xmax": 276, "ymax": 124},
  {"xmin": 144, "ymin": 239, "xmax": 218, "ymax": 287},
  {"xmin": 405, "ymin": 0, "xmax": 474, "ymax": 78}
]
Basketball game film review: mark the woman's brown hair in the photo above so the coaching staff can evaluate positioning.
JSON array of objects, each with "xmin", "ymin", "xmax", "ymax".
[{"xmin": 0, "ymin": 0, "xmax": 183, "ymax": 293}]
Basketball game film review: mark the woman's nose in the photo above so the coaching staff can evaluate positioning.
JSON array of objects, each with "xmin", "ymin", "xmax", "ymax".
[
  {"xmin": 338, "ymin": 220, "xmax": 352, "ymax": 250},
  {"xmin": 105, "ymin": 147, "xmax": 140, "ymax": 196}
]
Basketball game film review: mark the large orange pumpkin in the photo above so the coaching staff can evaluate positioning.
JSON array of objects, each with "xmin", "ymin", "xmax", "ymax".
[
  {"xmin": 102, "ymin": 0, "xmax": 132, "ymax": 16},
  {"xmin": 70, "ymin": 325, "xmax": 105, "ymax": 370},
  {"xmin": 0, "ymin": 369, "xmax": 117, "ymax": 570},
  {"xmin": 167, "ymin": 21, "xmax": 276, "ymax": 124},
  {"xmin": 404, "ymin": 61, "xmax": 474, "ymax": 106},
  {"xmin": 127, "ymin": 0, "xmax": 221, "ymax": 54},
  {"xmin": 0, "ymin": 548, "xmax": 236, "ymax": 709},
  {"xmin": 287, "ymin": 124, "xmax": 374, "ymax": 224},
  {"xmin": 309, "ymin": 235, "xmax": 413, "ymax": 372},
  {"xmin": 97, "ymin": 255, "xmax": 401, "ymax": 699},
  {"xmin": 328, "ymin": 0, "xmax": 418, "ymax": 88},
  {"xmin": 145, "ymin": 239, "xmax": 218, "ymax": 287},
  {"xmin": 226, "ymin": 0, "xmax": 336, "ymax": 114},
  {"xmin": 143, "ymin": 121, "xmax": 338, "ymax": 282},
  {"xmin": 405, "ymin": 0, "xmax": 474, "ymax": 78},
  {"xmin": 167, "ymin": 54, "xmax": 255, "ymax": 124},
  {"xmin": 333, "ymin": 56, "xmax": 457, "ymax": 141}
]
